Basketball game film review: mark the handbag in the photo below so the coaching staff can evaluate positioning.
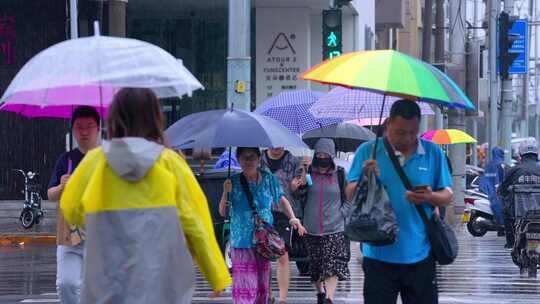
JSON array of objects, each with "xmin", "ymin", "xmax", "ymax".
[
  {"xmin": 345, "ymin": 138, "xmax": 399, "ymax": 246},
  {"xmin": 240, "ymin": 174, "xmax": 286, "ymax": 261},
  {"xmin": 272, "ymin": 211, "xmax": 308, "ymax": 259},
  {"xmin": 384, "ymin": 138, "xmax": 458, "ymax": 265}
]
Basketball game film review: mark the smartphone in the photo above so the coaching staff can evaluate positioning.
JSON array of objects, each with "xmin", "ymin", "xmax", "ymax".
[{"xmin": 414, "ymin": 184, "xmax": 429, "ymax": 192}]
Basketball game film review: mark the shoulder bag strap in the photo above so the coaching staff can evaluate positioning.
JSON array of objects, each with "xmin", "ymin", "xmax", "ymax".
[
  {"xmin": 239, "ymin": 173, "xmax": 258, "ymax": 216},
  {"xmin": 383, "ymin": 138, "xmax": 432, "ymax": 228}
]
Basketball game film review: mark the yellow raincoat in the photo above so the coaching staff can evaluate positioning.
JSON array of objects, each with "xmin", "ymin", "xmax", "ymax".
[{"xmin": 61, "ymin": 138, "xmax": 231, "ymax": 303}]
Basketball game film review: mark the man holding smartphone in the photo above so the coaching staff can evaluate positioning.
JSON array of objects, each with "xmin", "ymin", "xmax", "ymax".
[{"xmin": 345, "ymin": 100, "xmax": 453, "ymax": 304}]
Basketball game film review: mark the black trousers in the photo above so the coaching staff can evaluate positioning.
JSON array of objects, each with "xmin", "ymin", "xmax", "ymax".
[
  {"xmin": 503, "ymin": 208, "xmax": 515, "ymax": 246},
  {"xmin": 362, "ymin": 256, "xmax": 438, "ymax": 304}
]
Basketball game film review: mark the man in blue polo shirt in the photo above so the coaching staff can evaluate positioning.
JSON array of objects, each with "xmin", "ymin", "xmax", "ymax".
[{"xmin": 345, "ymin": 100, "xmax": 453, "ymax": 304}]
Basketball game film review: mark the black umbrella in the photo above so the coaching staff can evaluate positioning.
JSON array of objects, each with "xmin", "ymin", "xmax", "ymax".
[{"xmin": 302, "ymin": 122, "xmax": 376, "ymax": 152}]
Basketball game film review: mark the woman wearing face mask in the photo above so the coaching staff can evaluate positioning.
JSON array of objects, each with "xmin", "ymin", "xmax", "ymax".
[{"xmin": 292, "ymin": 138, "xmax": 350, "ymax": 304}]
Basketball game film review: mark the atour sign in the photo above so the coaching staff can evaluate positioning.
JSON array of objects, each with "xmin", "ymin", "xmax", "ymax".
[{"xmin": 322, "ymin": 9, "xmax": 342, "ymax": 60}]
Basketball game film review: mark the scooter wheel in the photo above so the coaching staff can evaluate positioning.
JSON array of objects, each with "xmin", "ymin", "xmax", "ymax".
[
  {"xmin": 20, "ymin": 209, "xmax": 35, "ymax": 229},
  {"xmin": 467, "ymin": 214, "xmax": 488, "ymax": 237}
]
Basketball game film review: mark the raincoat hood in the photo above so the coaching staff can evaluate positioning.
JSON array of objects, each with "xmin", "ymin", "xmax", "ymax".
[
  {"xmin": 491, "ymin": 147, "xmax": 505, "ymax": 163},
  {"xmin": 103, "ymin": 137, "xmax": 164, "ymax": 182},
  {"xmin": 314, "ymin": 138, "xmax": 336, "ymax": 158}
]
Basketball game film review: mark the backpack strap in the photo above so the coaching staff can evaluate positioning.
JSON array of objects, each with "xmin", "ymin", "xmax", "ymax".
[
  {"xmin": 383, "ymin": 138, "xmax": 434, "ymax": 231},
  {"xmin": 336, "ymin": 166, "xmax": 346, "ymax": 204},
  {"xmin": 239, "ymin": 174, "xmax": 258, "ymax": 216}
]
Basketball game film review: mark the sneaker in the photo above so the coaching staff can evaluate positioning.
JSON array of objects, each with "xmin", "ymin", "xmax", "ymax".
[
  {"xmin": 317, "ymin": 293, "xmax": 326, "ymax": 304},
  {"xmin": 324, "ymin": 299, "xmax": 333, "ymax": 304}
]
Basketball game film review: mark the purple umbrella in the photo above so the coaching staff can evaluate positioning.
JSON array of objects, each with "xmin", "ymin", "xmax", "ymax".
[
  {"xmin": 309, "ymin": 87, "xmax": 435, "ymax": 121},
  {"xmin": 254, "ymin": 90, "xmax": 342, "ymax": 134}
]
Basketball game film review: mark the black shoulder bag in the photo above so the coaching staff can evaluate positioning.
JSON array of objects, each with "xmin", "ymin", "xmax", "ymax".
[
  {"xmin": 383, "ymin": 138, "xmax": 458, "ymax": 265},
  {"xmin": 239, "ymin": 174, "xmax": 286, "ymax": 261}
]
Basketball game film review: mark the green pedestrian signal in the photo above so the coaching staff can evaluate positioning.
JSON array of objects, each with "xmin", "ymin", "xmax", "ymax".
[
  {"xmin": 327, "ymin": 32, "xmax": 338, "ymax": 47},
  {"xmin": 322, "ymin": 9, "xmax": 342, "ymax": 60}
]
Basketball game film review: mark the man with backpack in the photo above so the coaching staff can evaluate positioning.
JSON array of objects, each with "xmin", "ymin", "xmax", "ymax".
[{"xmin": 260, "ymin": 147, "xmax": 305, "ymax": 304}]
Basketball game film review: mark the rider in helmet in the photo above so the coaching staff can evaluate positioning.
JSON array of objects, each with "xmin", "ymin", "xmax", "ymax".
[{"xmin": 499, "ymin": 138, "xmax": 540, "ymax": 248}]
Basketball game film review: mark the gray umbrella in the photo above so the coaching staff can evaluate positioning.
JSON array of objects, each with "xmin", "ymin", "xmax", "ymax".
[
  {"xmin": 165, "ymin": 108, "xmax": 308, "ymax": 149},
  {"xmin": 302, "ymin": 122, "xmax": 376, "ymax": 152}
]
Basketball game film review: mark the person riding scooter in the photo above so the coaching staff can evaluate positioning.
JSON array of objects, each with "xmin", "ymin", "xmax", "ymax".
[
  {"xmin": 479, "ymin": 147, "xmax": 506, "ymax": 234},
  {"xmin": 499, "ymin": 139, "xmax": 540, "ymax": 248}
]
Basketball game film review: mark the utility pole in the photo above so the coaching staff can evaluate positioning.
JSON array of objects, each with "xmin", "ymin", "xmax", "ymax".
[
  {"xmin": 69, "ymin": 0, "xmax": 78, "ymax": 39},
  {"xmin": 227, "ymin": 0, "xmax": 251, "ymax": 111},
  {"xmin": 501, "ymin": 0, "xmax": 515, "ymax": 165},
  {"xmin": 421, "ymin": 0, "xmax": 433, "ymax": 134},
  {"xmin": 489, "ymin": 0, "xmax": 500, "ymax": 160},
  {"xmin": 521, "ymin": 0, "xmax": 533, "ymax": 138},
  {"xmin": 536, "ymin": 3, "xmax": 540, "ymax": 140},
  {"xmin": 434, "ymin": 0, "xmax": 445, "ymax": 130},
  {"xmin": 448, "ymin": 0, "xmax": 467, "ymax": 223},
  {"xmin": 108, "ymin": 0, "xmax": 127, "ymax": 37}
]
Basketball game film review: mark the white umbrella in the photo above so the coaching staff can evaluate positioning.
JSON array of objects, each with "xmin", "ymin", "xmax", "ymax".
[{"xmin": 0, "ymin": 22, "xmax": 203, "ymax": 118}]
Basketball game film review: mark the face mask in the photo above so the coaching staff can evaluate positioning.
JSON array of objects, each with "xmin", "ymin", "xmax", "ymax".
[{"xmin": 314, "ymin": 157, "xmax": 332, "ymax": 168}]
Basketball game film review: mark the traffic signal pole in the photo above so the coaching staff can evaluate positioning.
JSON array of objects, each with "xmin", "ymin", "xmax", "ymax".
[
  {"xmin": 488, "ymin": 0, "xmax": 500, "ymax": 161},
  {"xmin": 501, "ymin": 0, "xmax": 515, "ymax": 165}
]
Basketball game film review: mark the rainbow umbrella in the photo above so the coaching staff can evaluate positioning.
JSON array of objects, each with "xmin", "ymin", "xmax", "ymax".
[
  {"xmin": 422, "ymin": 129, "xmax": 477, "ymax": 145},
  {"xmin": 301, "ymin": 50, "xmax": 475, "ymax": 110}
]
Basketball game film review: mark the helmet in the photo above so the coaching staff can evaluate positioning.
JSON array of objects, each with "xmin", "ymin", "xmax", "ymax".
[{"xmin": 518, "ymin": 138, "xmax": 539, "ymax": 156}]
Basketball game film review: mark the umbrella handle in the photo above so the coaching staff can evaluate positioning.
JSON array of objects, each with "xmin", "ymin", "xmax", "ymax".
[
  {"xmin": 371, "ymin": 95, "xmax": 387, "ymax": 160},
  {"xmin": 227, "ymin": 146, "xmax": 232, "ymax": 178}
]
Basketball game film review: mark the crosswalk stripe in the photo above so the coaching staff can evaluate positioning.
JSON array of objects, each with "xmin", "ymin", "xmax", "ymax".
[{"xmin": 17, "ymin": 226, "xmax": 540, "ymax": 303}]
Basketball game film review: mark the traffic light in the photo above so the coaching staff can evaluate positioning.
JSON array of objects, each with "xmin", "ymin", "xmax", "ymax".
[
  {"xmin": 498, "ymin": 12, "xmax": 519, "ymax": 79},
  {"xmin": 322, "ymin": 9, "xmax": 342, "ymax": 60}
]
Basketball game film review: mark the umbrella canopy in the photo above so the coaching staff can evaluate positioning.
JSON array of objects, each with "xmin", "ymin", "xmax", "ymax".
[
  {"xmin": 302, "ymin": 122, "xmax": 375, "ymax": 152},
  {"xmin": 254, "ymin": 90, "xmax": 342, "ymax": 134},
  {"xmin": 165, "ymin": 108, "xmax": 308, "ymax": 149},
  {"xmin": 0, "ymin": 24, "xmax": 203, "ymax": 118},
  {"xmin": 301, "ymin": 49, "xmax": 475, "ymax": 110},
  {"xmin": 309, "ymin": 87, "xmax": 435, "ymax": 121},
  {"xmin": 421, "ymin": 129, "xmax": 477, "ymax": 144}
]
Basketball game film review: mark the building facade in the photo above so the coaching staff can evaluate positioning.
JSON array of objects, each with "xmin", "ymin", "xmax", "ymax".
[{"xmin": 0, "ymin": 0, "xmax": 375, "ymax": 199}]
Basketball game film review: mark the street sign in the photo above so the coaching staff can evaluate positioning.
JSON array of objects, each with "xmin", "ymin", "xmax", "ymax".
[{"xmin": 507, "ymin": 19, "xmax": 528, "ymax": 74}]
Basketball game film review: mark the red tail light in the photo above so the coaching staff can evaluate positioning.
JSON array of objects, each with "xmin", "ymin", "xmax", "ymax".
[{"xmin": 464, "ymin": 198, "xmax": 476, "ymax": 205}]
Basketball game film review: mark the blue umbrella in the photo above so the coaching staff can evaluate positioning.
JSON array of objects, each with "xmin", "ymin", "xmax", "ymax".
[
  {"xmin": 165, "ymin": 108, "xmax": 309, "ymax": 149},
  {"xmin": 254, "ymin": 90, "xmax": 342, "ymax": 134}
]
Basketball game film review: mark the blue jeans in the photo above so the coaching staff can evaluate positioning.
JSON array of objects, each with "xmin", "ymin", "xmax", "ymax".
[{"xmin": 56, "ymin": 244, "xmax": 84, "ymax": 304}]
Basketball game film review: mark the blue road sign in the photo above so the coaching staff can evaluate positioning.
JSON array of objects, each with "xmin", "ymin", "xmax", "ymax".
[{"xmin": 508, "ymin": 19, "xmax": 528, "ymax": 74}]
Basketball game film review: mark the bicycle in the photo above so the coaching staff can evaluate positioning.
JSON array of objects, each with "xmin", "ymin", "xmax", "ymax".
[{"xmin": 12, "ymin": 169, "xmax": 44, "ymax": 229}]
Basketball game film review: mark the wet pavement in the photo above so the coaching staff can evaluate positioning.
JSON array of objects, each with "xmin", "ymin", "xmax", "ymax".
[{"xmin": 1, "ymin": 226, "xmax": 539, "ymax": 303}]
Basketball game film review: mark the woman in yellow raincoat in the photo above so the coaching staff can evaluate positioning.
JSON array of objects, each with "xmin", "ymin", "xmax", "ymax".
[{"xmin": 61, "ymin": 88, "xmax": 231, "ymax": 304}]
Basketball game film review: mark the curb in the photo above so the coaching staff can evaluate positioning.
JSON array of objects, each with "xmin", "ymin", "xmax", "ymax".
[{"xmin": 0, "ymin": 235, "xmax": 56, "ymax": 246}]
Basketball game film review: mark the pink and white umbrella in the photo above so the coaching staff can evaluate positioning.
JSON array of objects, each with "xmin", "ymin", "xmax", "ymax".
[
  {"xmin": 0, "ymin": 23, "xmax": 203, "ymax": 118},
  {"xmin": 309, "ymin": 87, "xmax": 435, "ymax": 122}
]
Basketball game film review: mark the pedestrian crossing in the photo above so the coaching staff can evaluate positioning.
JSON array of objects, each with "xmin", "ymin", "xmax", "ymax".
[{"xmin": 15, "ymin": 226, "xmax": 540, "ymax": 303}]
